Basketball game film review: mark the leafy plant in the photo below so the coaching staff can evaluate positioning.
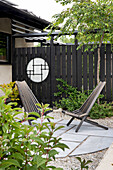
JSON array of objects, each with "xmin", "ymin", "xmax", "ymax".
[
  {"xmin": 0, "ymin": 87, "xmax": 69, "ymax": 170},
  {"xmin": 53, "ymin": 78, "xmax": 91, "ymax": 112},
  {"xmin": 90, "ymin": 102, "xmax": 113, "ymax": 119},
  {"xmin": 0, "ymin": 81, "xmax": 19, "ymax": 101},
  {"xmin": 74, "ymin": 157, "xmax": 92, "ymax": 170},
  {"xmin": 53, "ymin": 78, "xmax": 113, "ymax": 119}
]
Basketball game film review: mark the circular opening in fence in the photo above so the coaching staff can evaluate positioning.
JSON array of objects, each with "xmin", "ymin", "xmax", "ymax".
[{"xmin": 27, "ymin": 58, "xmax": 49, "ymax": 83}]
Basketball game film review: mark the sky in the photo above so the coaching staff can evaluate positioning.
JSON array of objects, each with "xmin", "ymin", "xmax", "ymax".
[{"xmin": 9, "ymin": 0, "xmax": 66, "ymax": 22}]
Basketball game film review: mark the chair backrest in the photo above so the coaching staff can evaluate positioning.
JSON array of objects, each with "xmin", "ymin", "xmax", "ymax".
[
  {"xmin": 16, "ymin": 81, "xmax": 40, "ymax": 113},
  {"xmin": 80, "ymin": 81, "xmax": 106, "ymax": 114}
]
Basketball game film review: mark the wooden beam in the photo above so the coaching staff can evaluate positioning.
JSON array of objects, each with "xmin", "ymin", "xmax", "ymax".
[
  {"xmin": 13, "ymin": 30, "xmax": 78, "ymax": 38},
  {"xmin": 12, "ymin": 19, "xmax": 36, "ymax": 29},
  {"xmin": 12, "ymin": 24, "xmax": 34, "ymax": 33}
]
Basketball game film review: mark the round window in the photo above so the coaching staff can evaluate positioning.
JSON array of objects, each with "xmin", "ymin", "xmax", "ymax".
[{"xmin": 27, "ymin": 58, "xmax": 49, "ymax": 83}]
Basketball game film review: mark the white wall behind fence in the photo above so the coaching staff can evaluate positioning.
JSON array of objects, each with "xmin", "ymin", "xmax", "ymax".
[{"xmin": 0, "ymin": 65, "xmax": 12, "ymax": 84}]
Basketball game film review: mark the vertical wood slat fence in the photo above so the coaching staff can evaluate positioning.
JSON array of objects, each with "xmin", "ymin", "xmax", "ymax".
[{"xmin": 12, "ymin": 44, "xmax": 113, "ymax": 105}]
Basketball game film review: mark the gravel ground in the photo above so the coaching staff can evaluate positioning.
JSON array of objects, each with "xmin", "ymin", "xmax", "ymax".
[{"xmin": 48, "ymin": 111, "xmax": 113, "ymax": 170}]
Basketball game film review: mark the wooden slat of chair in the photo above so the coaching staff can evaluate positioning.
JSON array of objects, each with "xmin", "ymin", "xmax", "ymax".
[
  {"xmin": 20, "ymin": 82, "xmax": 39, "ymax": 112},
  {"xmin": 16, "ymin": 81, "xmax": 52, "ymax": 125},
  {"xmin": 17, "ymin": 82, "xmax": 37, "ymax": 113},
  {"xmin": 22, "ymin": 82, "xmax": 38, "ymax": 104},
  {"xmin": 19, "ymin": 82, "xmax": 40, "ymax": 112},
  {"xmin": 79, "ymin": 82, "xmax": 102, "ymax": 113},
  {"xmin": 81, "ymin": 82, "xmax": 105, "ymax": 114}
]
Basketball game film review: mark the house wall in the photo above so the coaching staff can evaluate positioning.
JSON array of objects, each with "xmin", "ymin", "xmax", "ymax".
[
  {"xmin": 0, "ymin": 18, "xmax": 34, "ymax": 85},
  {"xmin": 15, "ymin": 38, "xmax": 34, "ymax": 48},
  {"xmin": 0, "ymin": 18, "xmax": 11, "ymax": 34},
  {"xmin": 0, "ymin": 18, "xmax": 12, "ymax": 85},
  {"xmin": 0, "ymin": 18, "xmax": 34, "ymax": 47},
  {"xmin": 0, "ymin": 65, "xmax": 12, "ymax": 84}
]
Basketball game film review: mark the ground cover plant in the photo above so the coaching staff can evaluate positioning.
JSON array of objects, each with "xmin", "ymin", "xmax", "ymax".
[
  {"xmin": 54, "ymin": 79, "xmax": 113, "ymax": 119},
  {"xmin": 0, "ymin": 87, "xmax": 69, "ymax": 170}
]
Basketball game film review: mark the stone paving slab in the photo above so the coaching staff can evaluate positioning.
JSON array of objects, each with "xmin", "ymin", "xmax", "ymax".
[
  {"xmin": 42, "ymin": 123, "xmax": 76, "ymax": 137},
  {"xmin": 55, "ymin": 141, "xmax": 79, "ymax": 158},
  {"xmin": 32, "ymin": 118, "xmax": 62, "ymax": 124},
  {"xmin": 22, "ymin": 118, "xmax": 61, "ymax": 125},
  {"xmin": 55, "ymin": 123, "xmax": 76, "ymax": 131},
  {"xmin": 70, "ymin": 136, "xmax": 113, "ymax": 156},
  {"xmin": 66, "ymin": 125, "xmax": 113, "ymax": 137},
  {"xmin": 58, "ymin": 119, "xmax": 95, "ymax": 126},
  {"xmin": 59, "ymin": 133, "xmax": 88, "ymax": 142}
]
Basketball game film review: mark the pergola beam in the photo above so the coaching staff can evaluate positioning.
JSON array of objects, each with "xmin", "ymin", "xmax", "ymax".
[
  {"xmin": 13, "ymin": 30, "xmax": 78, "ymax": 38},
  {"xmin": 13, "ymin": 29, "xmax": 106, "ymax": 39}
]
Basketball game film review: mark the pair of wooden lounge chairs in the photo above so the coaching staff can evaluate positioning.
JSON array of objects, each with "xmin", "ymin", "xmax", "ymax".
[{"xmin": 16, "ymin": 80, "xmax": 108, "ymax": 132}]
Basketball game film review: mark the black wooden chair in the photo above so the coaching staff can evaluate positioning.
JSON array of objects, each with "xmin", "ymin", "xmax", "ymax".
[
  {"xmin": 62, "ymin": 81, "xmax": 108, "ymax": 132},
  {"xmin": 16, "ymin": 80, "xmax": 52, "ymax": 125}
]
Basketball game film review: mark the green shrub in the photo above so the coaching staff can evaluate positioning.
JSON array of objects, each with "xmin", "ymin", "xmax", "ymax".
[
  {"xmin": 54, "ymin": 79, "xmax": 89, "ymax": 112},
  {"xmin": 0, "ymin": 81, "xmax": 19, "ymax": 101},
  {"xmin": 0, "ymin": 87, "xmax": 68, "ymax": 170},
  {"xmin": 90, "ymin": 102, "xmax": 113, "ymax": 119},
  {"xmin": 54, "ymin": 79, "xmax": 113, "ymax": 119}
]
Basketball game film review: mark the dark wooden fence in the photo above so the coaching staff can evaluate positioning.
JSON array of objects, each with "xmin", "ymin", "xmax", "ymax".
[{"xmin": 12, "ymin": 43, "xmax": 113, "ymax": 105}]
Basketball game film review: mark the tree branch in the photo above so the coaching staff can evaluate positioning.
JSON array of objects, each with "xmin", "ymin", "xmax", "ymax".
[{"xmin": 99, "ymin": 31, "xmax": 104, "ymax": 48}]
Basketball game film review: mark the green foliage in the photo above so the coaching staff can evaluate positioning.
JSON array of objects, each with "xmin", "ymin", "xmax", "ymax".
[
  {"xmin": 75, "ymin": 157, "xmax": 92, "ymax": 170},
  {"xmin": 0, "ymin": 88, "xmax": 69, "ymax": 170},
  {"xmin": 0, "ymin": 82, "xmax": 19, "ymax": 101},
  {"xmin": 35, "ymin": 43, "xmax": 41, "ymax": 47},
  {"xmin": 53, "ymin": 79, "xmax": 113, "ymax": 119},
  {"xmin": 59, "ymin": 35, "xmax": 75, "ymax": 44},
  {"xmin": 54, "ymin": 78, "xmax": 90, "ymax": 111},
  {"xmin": 90, "ymin": 102, "xmax": 113, "ymax": 119},
  {"xmin": 0, "ymin": 48, "xmax": 6, "ymax": 58},
  {"xmin": 50, "ymin": 0, "xmax": 113, "ymax": 84},
  {"xmin": 51, "ymin": 0, "xmax": 113, "ymax": 48}
]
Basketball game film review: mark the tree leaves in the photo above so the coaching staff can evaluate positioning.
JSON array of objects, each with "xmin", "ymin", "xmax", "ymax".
[{"xmin": 51, "ymin": 0, "xmax": 113, "ymax": 46}]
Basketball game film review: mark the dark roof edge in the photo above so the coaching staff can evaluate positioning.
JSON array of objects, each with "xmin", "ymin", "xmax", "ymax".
[{"xmin": 0, "ymin": 1, "xmax": 51, "ymax": 29}]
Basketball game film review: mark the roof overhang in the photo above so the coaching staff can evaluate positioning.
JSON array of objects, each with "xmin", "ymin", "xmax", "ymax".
[{"xmin": 0, "ymin": 1, "xmax": 51, "ymax": 30}]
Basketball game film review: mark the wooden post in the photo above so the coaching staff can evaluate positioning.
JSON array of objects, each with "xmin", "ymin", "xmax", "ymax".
[
  {"xmin": 50, "ymin": 35, "xmax": 55, "ymax": 106},
  {"xmin": 74, "ymin": 34, "xmax": 78, "ymax": 88},
  {"xmin": 50, "ymin": 35, "xmax": 54, "ymax": 46},
  {"xmin": 12, "ymin": 36, "xmax": 16, "ymax": 81}
]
